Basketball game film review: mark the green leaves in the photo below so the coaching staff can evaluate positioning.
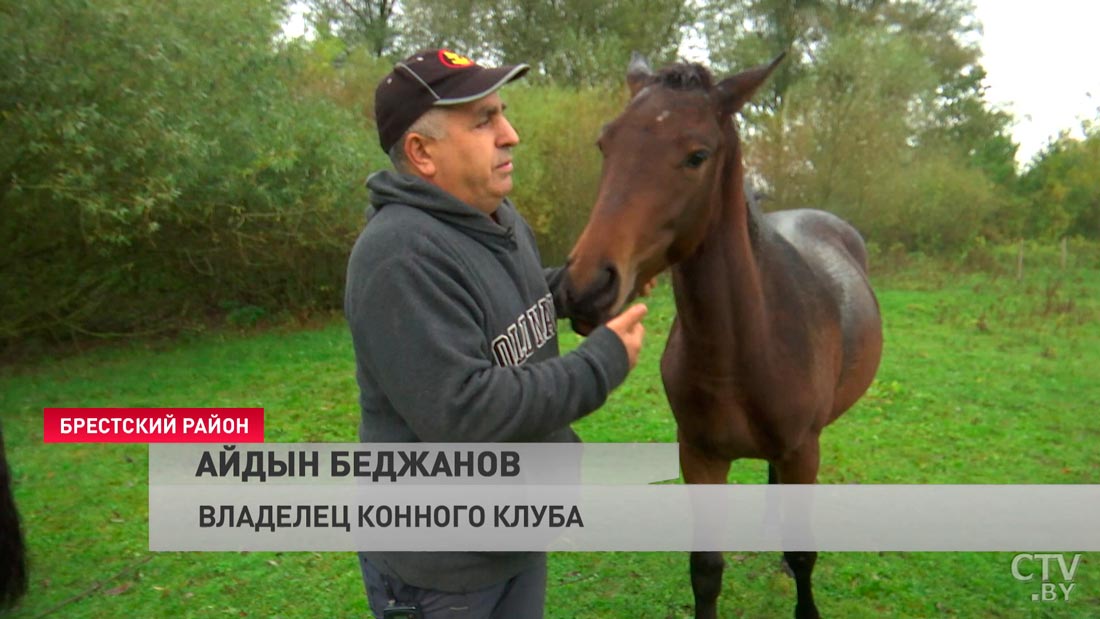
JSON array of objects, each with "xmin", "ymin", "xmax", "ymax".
[
  {"xmin": 701, "ymin": 0, "xmax": 1021, "ymax": 253},
  {"xmin": 1020, "ymin": 126, "xmax": 1100, "ymax": 240},
  {"xmin": 394, "ymin": 0, "xmax": 691, "ymax": 86},
  {"xmin": 0, "ymin": 0, "xmax": 370, "ymax": 345}
]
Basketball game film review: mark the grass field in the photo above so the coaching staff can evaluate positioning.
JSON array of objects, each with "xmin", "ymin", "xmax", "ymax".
[{"xmin": 3, "ymin": 259, "xmax": 1099, "ymax": 618}]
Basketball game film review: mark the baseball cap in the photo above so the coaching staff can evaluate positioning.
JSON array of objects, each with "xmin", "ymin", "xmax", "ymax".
[{"xmin": 374, "ymin": 49, "xmax": 530, "ymax": 153}]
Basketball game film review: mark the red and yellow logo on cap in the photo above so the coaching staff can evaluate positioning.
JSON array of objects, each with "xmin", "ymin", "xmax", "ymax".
[{"xmin": 439, "ymin": 50, "xmax": 475, "ymax": 69}]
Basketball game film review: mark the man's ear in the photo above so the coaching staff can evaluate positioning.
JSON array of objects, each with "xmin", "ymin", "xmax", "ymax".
[
  {"xmin": 714, "ymin": 53, "xmax": 785, "ymax": 116},
  {"xmin": 404, "ymin": 133, "xmax": 437, "ymax": 178}
]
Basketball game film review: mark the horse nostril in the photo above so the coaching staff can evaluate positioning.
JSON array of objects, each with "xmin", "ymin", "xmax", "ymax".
[
  {"xmin": 565, "ymin": 261, "xmax": 621, "ymax": 327},
  {"xmin": 601, "ymin": 264, "xmax": 619, "ymax": 295},
  {"xmin": 586, "ymin": 263, "xmax": 620, "ymax": 317}
]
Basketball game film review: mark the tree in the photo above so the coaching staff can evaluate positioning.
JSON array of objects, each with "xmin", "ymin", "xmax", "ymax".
[
  {"xmin": 0, "ymin": 0, "xmax": 371, "ymax": 344},
  {"xmin": 699, "ymin": 0, "xmax": 892, "ymax": 110},
  {"xmin": 398, "ymin": 0, "xmax": 691, "ymax": 85},
  {"xmin": 697, "ymin": 0, "xmax": 1017, "ymax": 251},
  {"xmin": 1019, "ymin": 125, "xmax": 1100, "ymax": 240},
  {"xmin": 305, "ymin": 0, "xmax": 397, "ymax": 57}
]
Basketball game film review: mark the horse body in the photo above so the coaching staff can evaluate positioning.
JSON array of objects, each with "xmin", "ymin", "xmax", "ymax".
[
  {"xmin": 563, "ymin": 55, "xmax": 882, "ymax": 619},
  {"xmin": 664, "ymin": 198, "xmax": 881, "ymax": 466}
]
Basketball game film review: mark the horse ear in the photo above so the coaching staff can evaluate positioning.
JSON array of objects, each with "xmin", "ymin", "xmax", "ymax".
[
  {"xmin": 715, "ymin": 53, "xmax": 785, "ymax": 115},
  {"xmin": 627, "ymin": 51, "xmax": 653, "ymax": 97}
]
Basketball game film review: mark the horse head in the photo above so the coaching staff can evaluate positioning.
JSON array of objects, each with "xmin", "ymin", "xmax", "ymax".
[{"xmin": 563, "ymin": 54, "xmax": 784, "ymax": 334}]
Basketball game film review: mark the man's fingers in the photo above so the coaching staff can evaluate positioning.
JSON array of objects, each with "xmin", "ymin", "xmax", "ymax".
[
  {"xmin": 616, "ymin": 303, "xmax": 648, "ymax": 326},
  {"xmin": 605, "ymin": 303, "xmax": 647, "ymax": 370}
]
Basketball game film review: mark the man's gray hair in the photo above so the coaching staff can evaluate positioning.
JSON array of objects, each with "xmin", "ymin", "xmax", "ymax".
[{"xmin": 388, "ymin": 108, "xmax": 447, "ymax": 172}]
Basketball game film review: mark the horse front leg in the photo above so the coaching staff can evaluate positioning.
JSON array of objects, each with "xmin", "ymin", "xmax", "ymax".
[
  {"xmin": 690, "ymin": 551, "xmax": 726, "ymax": 619},
  {"xmin": 680, "ymin": 439, "xmax": 732, "ymax": 619},
  {"xmin": 774, "ymin": 436, "xmax": 822, "ymax": 619}
]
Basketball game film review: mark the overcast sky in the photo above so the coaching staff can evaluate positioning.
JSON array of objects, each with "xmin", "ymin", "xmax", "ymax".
[
  {"xmin": 286, "ymin": 2, "xmax": 1100, "ymax": 167},
  {"xmin": 972, "ymin": 0, "xmax": 1100, "ymax": 166}
]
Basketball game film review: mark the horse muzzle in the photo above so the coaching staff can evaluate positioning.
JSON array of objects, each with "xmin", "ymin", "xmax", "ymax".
[{"xmin": 562, "ymin": 262, "xmax": 621, "ymax": 335}]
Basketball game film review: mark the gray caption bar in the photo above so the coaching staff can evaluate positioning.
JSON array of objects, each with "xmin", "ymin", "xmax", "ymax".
[
  {"xmin": 149, "ymin": 443, "xmax": 680, "ymax": 485},
  {"xmin": 149, "ymin": 484, "xmax": 1100, "ymax": 552}
]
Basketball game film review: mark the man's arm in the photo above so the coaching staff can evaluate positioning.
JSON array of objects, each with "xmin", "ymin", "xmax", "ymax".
[
  {"xmin": 348, "ymin": 248, "xmax": 630, "ymax": 443},
  {"xmin": 544, "ymin": 266, "xmax": 570, "ymax": 319}
]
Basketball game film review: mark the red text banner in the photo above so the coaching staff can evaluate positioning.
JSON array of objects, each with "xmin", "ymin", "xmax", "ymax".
[{"xmin": 43, "ymin": 408, "xmax": 264, "ymax": 443}]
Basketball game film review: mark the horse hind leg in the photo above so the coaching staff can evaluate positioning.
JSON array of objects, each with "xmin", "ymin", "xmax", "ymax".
[{"xmin": 774, "ymin": 437, "xmax": 823, "ymax": 619}]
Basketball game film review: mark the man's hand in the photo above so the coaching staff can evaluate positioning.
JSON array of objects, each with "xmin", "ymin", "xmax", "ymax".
[
  {"xmin": 606, "ymin": 303, "xmax": 647, "ymax": 370},
  {"xmin": 639, "ymin": 277, "xmax": 658, "ymax": 297}
]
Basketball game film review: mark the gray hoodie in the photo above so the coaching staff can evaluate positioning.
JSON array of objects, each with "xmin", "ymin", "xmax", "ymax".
[{"xmin": 345, "ymin": 170, "xmax": 629, "ymax": 591}]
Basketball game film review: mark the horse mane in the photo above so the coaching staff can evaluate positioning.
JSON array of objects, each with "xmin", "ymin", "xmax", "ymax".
[{"xmin": 654, "ymin": 63, "xmax": 713, "ymax": 92}]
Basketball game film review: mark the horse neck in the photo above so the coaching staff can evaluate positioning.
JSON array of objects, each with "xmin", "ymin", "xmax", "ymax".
[{"xmin": 669, "ymin": 139, "xmax": 775, "ymax": 369}]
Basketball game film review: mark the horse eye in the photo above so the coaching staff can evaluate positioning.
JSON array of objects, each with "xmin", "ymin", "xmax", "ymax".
[{"xmin": 683, "ymin": 150, "xmax": 710, "ymax": 169}]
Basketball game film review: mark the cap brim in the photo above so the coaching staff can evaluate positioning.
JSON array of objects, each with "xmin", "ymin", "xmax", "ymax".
[{"xmin": 433, "ymin": 64, "xmax": 530, "ymax": 106}]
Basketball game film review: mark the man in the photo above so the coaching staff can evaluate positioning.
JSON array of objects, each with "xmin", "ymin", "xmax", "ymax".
[{"xmin": 345, "ymin": 49, "xmax": 648, "ymax": 619}]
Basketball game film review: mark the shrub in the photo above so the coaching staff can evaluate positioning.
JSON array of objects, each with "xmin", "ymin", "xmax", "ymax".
[
  {"xmin": 0, "ymin": 0, "xmax": 372, "ymax": 347},
  {"xmin": 505, "ymin": 83, "xmax": 628, "ymax": 263}
]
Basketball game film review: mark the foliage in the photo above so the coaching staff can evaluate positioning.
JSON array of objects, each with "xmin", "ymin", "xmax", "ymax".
[
  {"xmin": 388, "ymin": 0, "xmax": 691, "ymax": 85},
  {"xmin": 297, "ymin": 0, "xmax": 690, "ymax": 83},
  {"xmin": 304, "ymin": 0, "xmax": 397, "ymax": 57},
  {"xmin": 1017, "ymin": 123, "xmax": 1100, "ymax": 240},
  {"xmin": 0, "ymin": 0, "xmax": 373, "ymax": 346},
  {"xmin": 5, "ymin": 0, "xmax": 1100, "ymax": 347},
  {"xmin": 505, "ymin": 83, "xmax": 628, "ymax": 263},
  {"xmin": 701, "ymin": 0, "xmax": 1018, "ymax": 251},
  {"xmin": 283, "ymin": 38, "xmax": 393, "ymax": 162}
]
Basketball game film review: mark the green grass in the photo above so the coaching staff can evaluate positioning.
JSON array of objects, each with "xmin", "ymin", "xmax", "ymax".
[{"xmin": 3, "ymin": 263, "xmax": 1099, "ymax": 618}]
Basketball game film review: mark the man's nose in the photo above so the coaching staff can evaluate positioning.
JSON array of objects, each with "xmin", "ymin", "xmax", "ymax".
[{"xmin": 498, "ymin": 117, "xmax": 519, "ymax": 147}]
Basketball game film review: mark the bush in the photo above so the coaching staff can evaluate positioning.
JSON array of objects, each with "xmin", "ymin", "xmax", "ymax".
[
  {"xmin": 0, "ymin": 0, "xmax": 373, "ymax": 347},
  {"xmin": 504, "ymin": 83, "xmax": 628, "ymax": 263}
]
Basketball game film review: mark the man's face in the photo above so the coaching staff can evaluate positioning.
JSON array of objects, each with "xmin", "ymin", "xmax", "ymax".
[{"xmin": 425, "ymin": 93, "xmax": 519, "ymax": 215}]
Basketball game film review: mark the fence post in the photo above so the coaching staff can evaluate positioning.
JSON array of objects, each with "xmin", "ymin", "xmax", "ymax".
[
  {"xmin": 1017, "ymin": 241, "xmax": 1024, "ymax": 280},
  {"xmin": 1061, "ymin": 237, "xmax": 1068, "ymax": 270}
]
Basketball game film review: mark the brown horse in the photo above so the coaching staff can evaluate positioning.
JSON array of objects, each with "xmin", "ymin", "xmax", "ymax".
[{"xmin": 561, "ymin": 55, "xmax": 883, "ymax": 619}]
